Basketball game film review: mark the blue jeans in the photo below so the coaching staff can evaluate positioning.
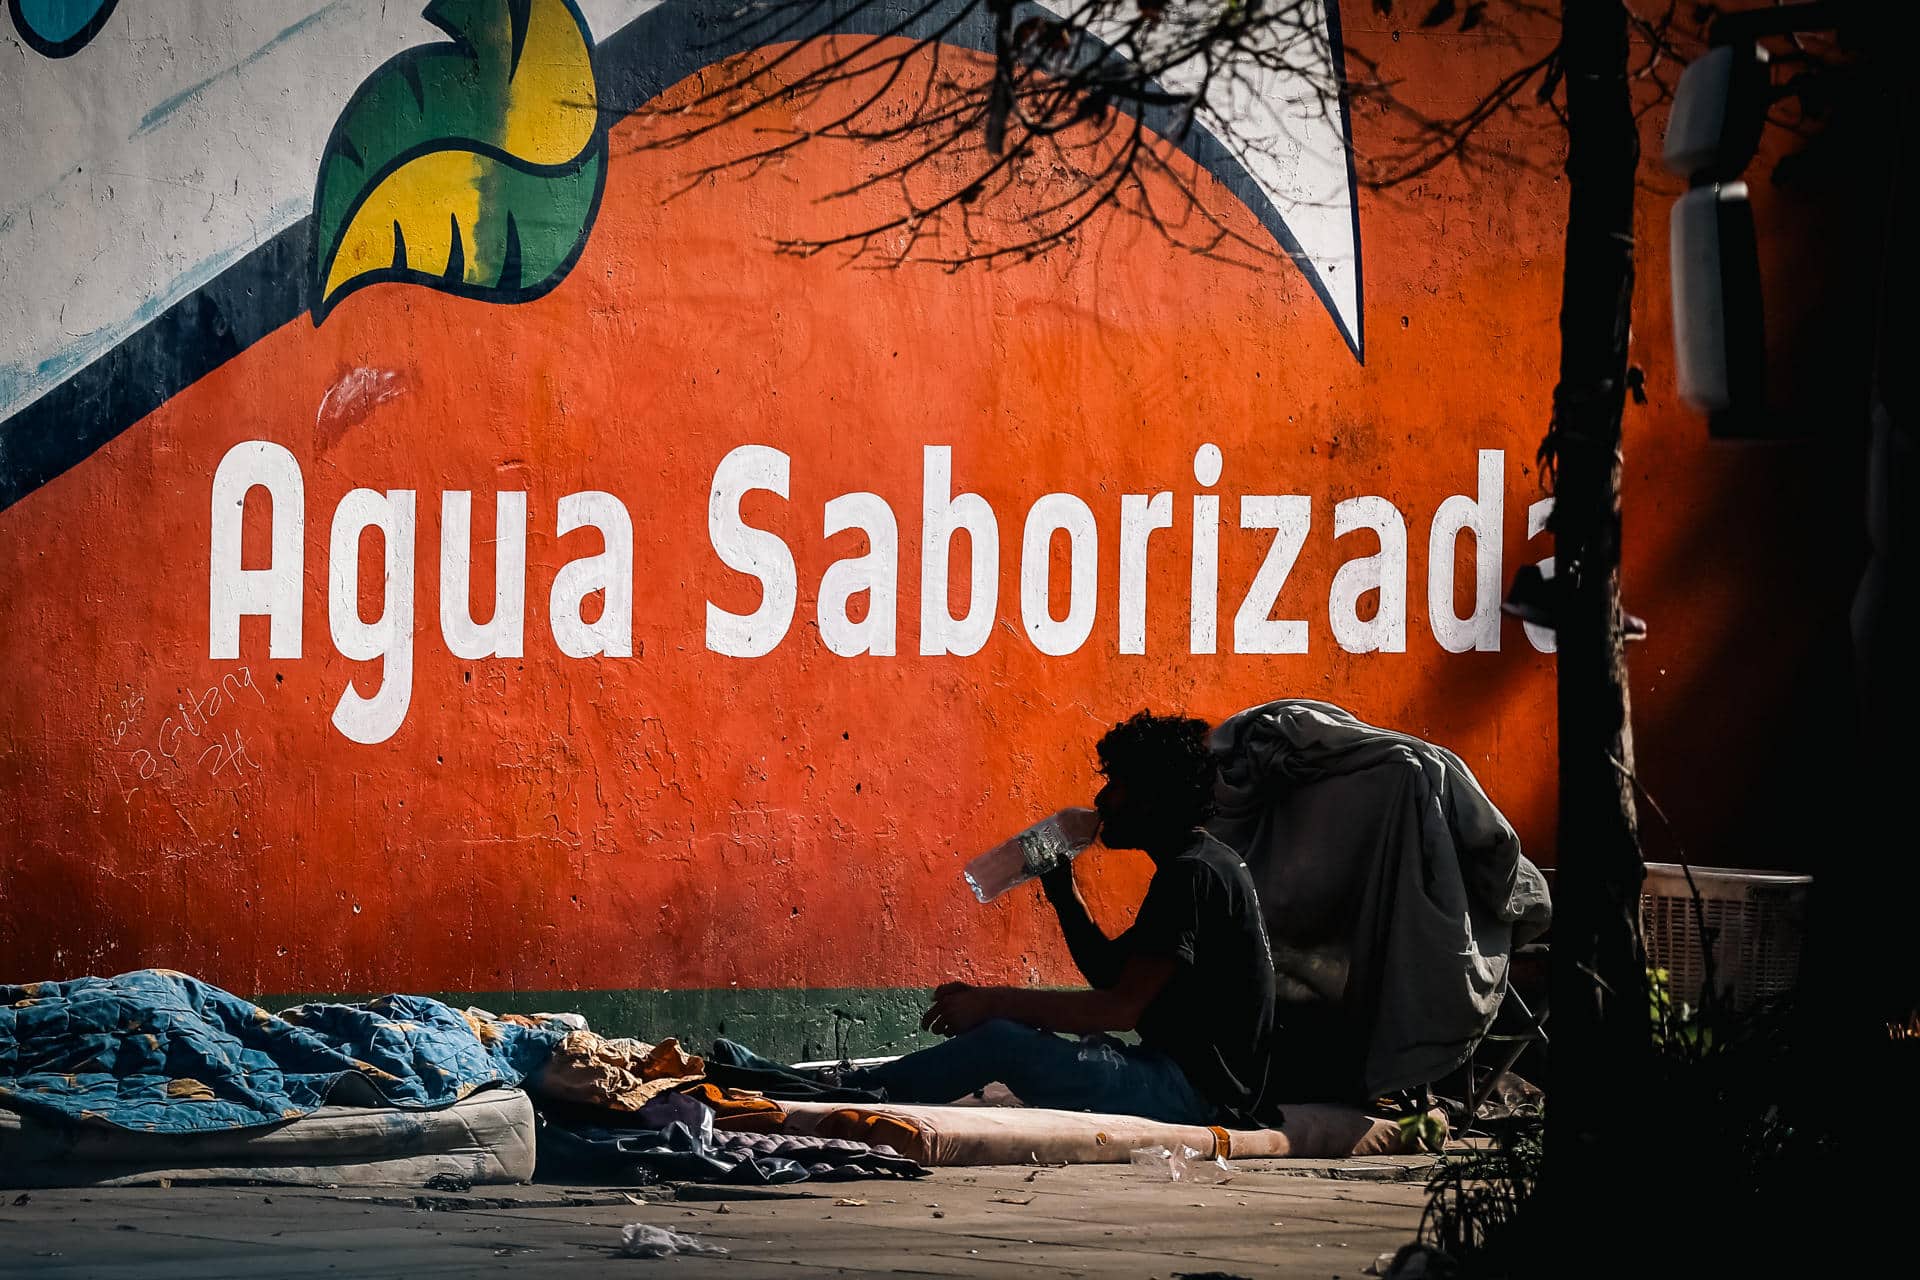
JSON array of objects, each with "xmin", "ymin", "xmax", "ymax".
[{"xmin": 854, "ymin": 1019, "xmax": 1215, "ymax": 1125}]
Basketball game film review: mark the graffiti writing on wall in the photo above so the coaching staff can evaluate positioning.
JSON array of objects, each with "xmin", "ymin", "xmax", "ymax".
[{"xmin": 104, "ymin": 665, "xmax": 270, "ymax": 801}]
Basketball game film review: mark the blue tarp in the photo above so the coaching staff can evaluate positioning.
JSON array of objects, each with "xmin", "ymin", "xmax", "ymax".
[{"xmin": 0, "ymin": 970, "xmax": 562, "ymax": 1133}]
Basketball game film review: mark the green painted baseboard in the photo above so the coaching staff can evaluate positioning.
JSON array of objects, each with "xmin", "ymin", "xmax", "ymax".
[{"xmin": 258, "ymin": 987, "xmax": 944, "ymax": 1064}]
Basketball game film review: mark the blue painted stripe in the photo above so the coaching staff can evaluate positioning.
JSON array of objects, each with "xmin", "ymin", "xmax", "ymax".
[{"xmin": 134, "ymin": 3, "xmax": 344, "ymax": 137}]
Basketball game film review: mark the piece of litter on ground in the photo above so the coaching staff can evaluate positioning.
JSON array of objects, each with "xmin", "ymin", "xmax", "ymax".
[
  {"xmin": 615, "ymin": 1223, "xmax": 728, "ymax": 1260},
  {"xmin": 931, "ymin": 1210, "xmax": 945, "ymax": 1219},
  {"xmin": 990, "ymin": 1195, "xmax": 1034, "ymax": 1205},
  {"xmin": 622, "ymin": 1192, "xmax": 649, "ymax": 1205},
  {"xmin": 715, "ymin": 1205, "xmax": 731, "ymax": 1214},
  {"xmin": 1132, "ymin": 1143, "xmax": 1237, "ymax": 1184},
  {"xmin": 833, "ymin": 1198, "xmax": 867, "ymax": 1207}
]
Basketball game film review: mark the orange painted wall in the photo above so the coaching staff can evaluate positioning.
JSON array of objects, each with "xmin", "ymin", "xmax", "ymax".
[{"xmin": 0, "ymin": 12, "xmax": 1867, "ymax": 999}]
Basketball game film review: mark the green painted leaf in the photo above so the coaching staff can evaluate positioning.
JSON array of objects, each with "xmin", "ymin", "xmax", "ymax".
[{"xmin": 312, "ymin": 0, "xmax": 605, "ymax": 322}]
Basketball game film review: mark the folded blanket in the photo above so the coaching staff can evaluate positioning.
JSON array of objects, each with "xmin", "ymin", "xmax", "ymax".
[{"xmin": 0, "ymin": 971, "xmax": 561, "ymax": 1132}]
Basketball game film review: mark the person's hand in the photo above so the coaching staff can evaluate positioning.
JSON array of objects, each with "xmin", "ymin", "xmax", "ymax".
[
  {"xmin": 921, "ymin": 982, "xmax": 999, "ymax": 1037},
  {"xmin": 1038, "ymin": 859, "xmax": 1076, "ymax": 903}
]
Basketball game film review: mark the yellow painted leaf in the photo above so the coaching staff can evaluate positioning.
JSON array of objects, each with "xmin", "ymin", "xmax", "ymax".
[{"xmin": 312, "ymin": 0, "xmax": 605, "ymax": 322}]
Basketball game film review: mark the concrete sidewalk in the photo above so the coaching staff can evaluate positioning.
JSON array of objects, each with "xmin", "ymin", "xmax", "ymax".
[{"xmin": 0, "ymin": 1157, "xmax": 1434, "ymax": 1278}]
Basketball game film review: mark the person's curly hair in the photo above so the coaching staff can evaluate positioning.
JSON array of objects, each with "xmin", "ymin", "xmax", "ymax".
[{"xmin": 1096, "ymin": 711, "xmax": 1218, "ymax": 830}]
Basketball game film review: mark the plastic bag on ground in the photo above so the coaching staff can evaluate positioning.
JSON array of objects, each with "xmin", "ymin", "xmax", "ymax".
[
  {"xmin": 1128, "ymin": 1143, "xmax": 1236, "ymax": 1183},
  {"xmin": 616, "ymin": 1223, "xmax": 729, "ymax": 1258}
]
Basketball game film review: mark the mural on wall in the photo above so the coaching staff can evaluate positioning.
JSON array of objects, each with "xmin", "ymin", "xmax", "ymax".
[
  {"xmin": 0, "ymin": 0, "xmax": 1359, "ymax": 511},
  {"xmin": 0, "ymin": 1, "xmax": 1861, "ymax": 1052},
  {"xmin": 0, "ymin": 0, "xmax": 666, "ymax": 491}
]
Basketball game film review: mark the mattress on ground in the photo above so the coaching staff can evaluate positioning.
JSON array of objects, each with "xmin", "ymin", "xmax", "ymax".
[
  {"xmin": 0, "ymin": 1086, "xmax": 535, "ymax": 1188},
  {"xmin": 777, "ymin": 1099, "xmax": 1432, "ymax": 1167}
]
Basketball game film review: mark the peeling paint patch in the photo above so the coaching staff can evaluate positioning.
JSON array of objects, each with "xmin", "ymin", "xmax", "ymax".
[{"xmin": 315, "ymin": 366, "xmax": 408, "ymax": 454}]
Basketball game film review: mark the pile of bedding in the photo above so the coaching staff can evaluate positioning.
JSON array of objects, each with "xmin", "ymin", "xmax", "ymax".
[
  {"xmin": 0, "ymin": 971, "xmax": 559, "ymax": 1131},
  {"xmin": 2, "ymin": 970, "xmax": 1433, "ymax": 1188},
  {"xmin": 0, "ymin": 970, "xmax": 926, "ymax": 1189},
  {"xmin": 533, "ymin": 1033, "xmax": 1436, "ymax": 1169}
]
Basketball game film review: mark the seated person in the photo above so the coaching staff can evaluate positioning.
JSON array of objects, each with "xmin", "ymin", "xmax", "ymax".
[{"xmin": 846, "ymin": 712, "xmax": 1277, "ymax": 1126}]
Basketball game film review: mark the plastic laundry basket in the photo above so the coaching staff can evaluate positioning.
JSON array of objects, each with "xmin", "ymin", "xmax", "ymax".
[{"xmin": 1640, "ymin": 862, "xmax": 1811, "ymax": 1009}]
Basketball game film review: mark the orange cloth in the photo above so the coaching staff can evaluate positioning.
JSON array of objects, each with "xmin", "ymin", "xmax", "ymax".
[
  {"xmin": 812, "ymin": 1106, "xmax": 923, "ymax": 1154},
  {"xmin": 677, "ymin": 1081, "xmax": 788, "ymax": 1131}
]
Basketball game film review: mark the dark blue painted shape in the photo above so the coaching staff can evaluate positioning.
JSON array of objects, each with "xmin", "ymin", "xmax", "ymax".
[{"xmin": 9, "ymin": 0, "xmax": 119, "ymax": 57}]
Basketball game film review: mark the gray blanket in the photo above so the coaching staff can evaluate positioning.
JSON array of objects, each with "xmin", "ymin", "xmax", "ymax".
[{"xmin": 1207, "ymin": 700, "xmax": 1551, "ymax": 1101}]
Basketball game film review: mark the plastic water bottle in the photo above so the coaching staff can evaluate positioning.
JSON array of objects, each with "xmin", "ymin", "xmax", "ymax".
[{"xmin": 962, "ymin": 808, "xmax": 1101, "ymax": 903}]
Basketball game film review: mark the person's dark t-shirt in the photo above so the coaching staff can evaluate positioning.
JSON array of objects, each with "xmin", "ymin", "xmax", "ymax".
[{"xmin": 1120, "ymin": 831, "xmax": 1276, "ymax": 1123}]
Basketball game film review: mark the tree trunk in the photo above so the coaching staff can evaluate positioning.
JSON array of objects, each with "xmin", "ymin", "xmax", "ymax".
[{"xmin": 1544, "ymin": 0, "xmax": 1649, "ymax": 1246}]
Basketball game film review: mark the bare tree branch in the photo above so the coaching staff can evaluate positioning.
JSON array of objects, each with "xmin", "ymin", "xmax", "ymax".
[{"xmin": 621, "ymin": 1, "xmax": 1705, "ymax": 271}]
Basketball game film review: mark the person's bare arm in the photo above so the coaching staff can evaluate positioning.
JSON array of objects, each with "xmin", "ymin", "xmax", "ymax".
[
  {"xmin": 1040, "ymin": 862, "xmax": 1125, "ymax": 989},
  {"xmin": 921, "ymin": 955, "xmax": 1177, "ymax": 1037}
]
